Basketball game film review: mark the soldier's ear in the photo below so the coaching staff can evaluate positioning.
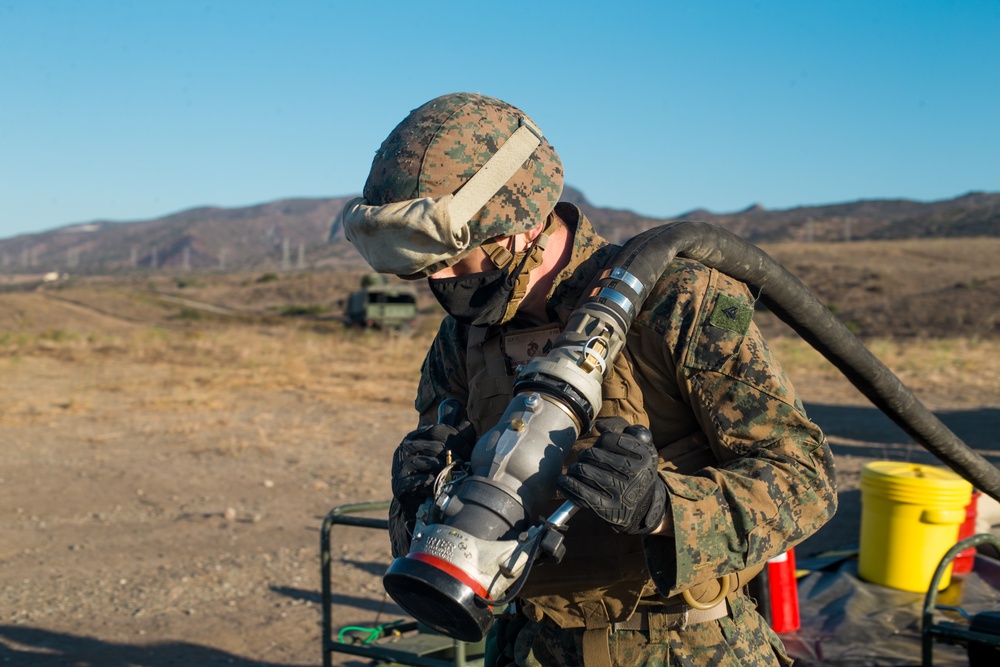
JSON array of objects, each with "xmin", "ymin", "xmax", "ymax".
[
  {"xmin": 523, "ymin": 221, "xmax": 545, "ymax": 244},
  {"xmin": 511, "ymin": 223, "xmax": 545, "ymax": 252}
]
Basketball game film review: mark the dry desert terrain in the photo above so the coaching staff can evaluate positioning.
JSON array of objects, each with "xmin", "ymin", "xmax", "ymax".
[{"xmin": 2, "ymin": 238, "xmax": 1000, "ymax": 666}]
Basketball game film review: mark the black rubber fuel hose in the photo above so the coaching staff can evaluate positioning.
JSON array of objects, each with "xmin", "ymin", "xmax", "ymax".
[{"xmin": 609, "ymin": 221, "xmax": 1000, "ymax": 501}]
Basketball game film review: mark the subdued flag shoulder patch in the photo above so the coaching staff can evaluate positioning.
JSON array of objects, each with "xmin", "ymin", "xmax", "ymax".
[{"xmin": 709, "ymin": 292, "xmax": 752, "ymax": 335}]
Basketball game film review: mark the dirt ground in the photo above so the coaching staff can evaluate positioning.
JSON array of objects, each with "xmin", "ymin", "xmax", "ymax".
[{"xmin": 1, "ymin": 262, "xmax": 999, "ymax": 666}]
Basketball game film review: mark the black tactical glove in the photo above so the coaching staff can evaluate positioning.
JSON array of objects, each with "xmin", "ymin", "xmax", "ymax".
[
  {"xmin": 390, "ymin": 421, "xmax": 476, "ymax": 521},
  {"xmin": 556, "ymin": 417, "xmax": 666, "ymax": 536}
]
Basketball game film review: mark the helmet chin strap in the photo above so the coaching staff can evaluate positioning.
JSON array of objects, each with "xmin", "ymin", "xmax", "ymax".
[{"xmin": 480, "ymin": 215, "xmax": 555, "ymax": 325}]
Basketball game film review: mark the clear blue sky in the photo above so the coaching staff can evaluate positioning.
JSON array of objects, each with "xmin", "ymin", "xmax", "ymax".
[{"xmin": 2, "ymin": 0, "xmax": 998, "ymax": 240}]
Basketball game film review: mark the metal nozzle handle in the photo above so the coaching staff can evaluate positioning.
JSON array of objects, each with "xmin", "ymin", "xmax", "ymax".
[{"xmin": 546, "ymin": 501, "xmax": 579, "ymax": 528}]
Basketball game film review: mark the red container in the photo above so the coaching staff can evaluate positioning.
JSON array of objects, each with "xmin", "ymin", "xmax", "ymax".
[
  {"xmin": 952, "ymin": 490, "xmax": 980, "ymax": 576},
  {"xmin": 767, "ymin": 549, "xmax": 800, "ymax": 633}
]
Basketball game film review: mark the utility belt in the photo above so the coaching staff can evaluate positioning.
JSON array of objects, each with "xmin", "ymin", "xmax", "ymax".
[
  {"xmin": 609, "ymin": 594, "xmax": 731, "ymax": 632},
  {"xmin": 518, "ymin": 570, "xmax": 759, "ymax": 667},
  {"xmin": 518, "ymin": 588, "xmax": 746, "ymax": 667}
]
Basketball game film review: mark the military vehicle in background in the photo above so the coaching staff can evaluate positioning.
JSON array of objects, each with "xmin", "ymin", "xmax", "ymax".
[{"xmin": 344, "ymin": 274, "xmax": 418, "ymax": 330}]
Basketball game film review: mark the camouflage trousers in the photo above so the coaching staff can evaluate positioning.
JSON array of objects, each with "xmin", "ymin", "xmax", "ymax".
[{"xmin": 488, "ymin": 594, "xmax": 793, "ymax": 667}]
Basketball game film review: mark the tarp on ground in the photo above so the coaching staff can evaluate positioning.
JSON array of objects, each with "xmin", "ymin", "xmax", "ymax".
[{"xmin": 782, "ymin": 553, "xmax": 1000, "ymax": 666}]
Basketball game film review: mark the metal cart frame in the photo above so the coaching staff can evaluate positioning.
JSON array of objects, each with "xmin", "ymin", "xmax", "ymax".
[
  {"xmin": 922, "ymin": 533, "xmax": 1000, "ymax": 666},
  {"xmin": 320, "ymin": 500, "xmax": 484, "ymax": 667}
]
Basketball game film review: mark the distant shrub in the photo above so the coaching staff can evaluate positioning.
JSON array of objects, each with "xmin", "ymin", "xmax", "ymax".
[
  {"xmin": 256, "ymin": 273, "xmax": 280, "ymax": 284},
  {"xmin": 0, "ymin": 332, "xmax": 14, "ymax": 346},
  {"xmin": 40, "ymin": 328, "xmax": 75, "ymax": 342},
  {"xmin": 280, "ymin": 304, "xmax": 324, "ymax": 317},
  {"xmin": 175, "ymin": 309, "xmax": 203, "ymax": 320}
]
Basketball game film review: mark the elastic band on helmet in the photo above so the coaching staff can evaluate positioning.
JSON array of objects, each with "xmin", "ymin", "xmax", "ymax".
[
  {"xmin": 339, "ymin": 118, "xmax": 545, "ymax": 277},
  {"xmin": 447, "ymin": 117, "xmax": 543, "ymax": 228}
]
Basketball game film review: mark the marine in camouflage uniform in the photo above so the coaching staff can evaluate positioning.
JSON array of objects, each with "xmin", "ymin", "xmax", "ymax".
[{"xmin": 339, "ymin": 92, "xmax": 838, "ymax": 667}]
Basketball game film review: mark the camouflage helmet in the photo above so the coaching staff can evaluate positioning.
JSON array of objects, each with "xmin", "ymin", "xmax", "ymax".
[{"xmin": 341, "ymin": 92, "xmax": 564, "ymax": 278}]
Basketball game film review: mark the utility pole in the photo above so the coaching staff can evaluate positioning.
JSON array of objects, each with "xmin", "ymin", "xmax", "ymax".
[
  {"xmin": 218, "ymin": 248, "xmax": 227, "ymax": 271},
  {"xmin": 183, "ymin": 246, "xmax": 191, "ymax": 272},
  {"xmin": 297, "ymin": 242, "xmax": 305, "ymax": 270},
  {"xmin": 282, "ymin": 238, "xmax": 291, "ymax": 271}
]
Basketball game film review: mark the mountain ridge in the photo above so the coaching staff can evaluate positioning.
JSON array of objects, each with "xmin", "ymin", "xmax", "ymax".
[{"xmin": 1, "ymin": 188, "xmax": 998, "ymax": 274}]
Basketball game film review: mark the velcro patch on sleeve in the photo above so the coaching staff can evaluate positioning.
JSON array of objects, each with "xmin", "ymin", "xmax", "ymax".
[{"xmin": 709, "ymin": 293, "xmax": 752, "ymax": 335}]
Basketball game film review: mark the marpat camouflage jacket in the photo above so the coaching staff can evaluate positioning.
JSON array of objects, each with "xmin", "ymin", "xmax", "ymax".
[{"xmin": 406, "ymin": 202, "xmax": 837, "ymax": 599}]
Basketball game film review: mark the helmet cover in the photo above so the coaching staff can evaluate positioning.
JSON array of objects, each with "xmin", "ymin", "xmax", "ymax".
[{"xmin": 363, "ymin": 92, "xmax": 564, "ymax": 261}]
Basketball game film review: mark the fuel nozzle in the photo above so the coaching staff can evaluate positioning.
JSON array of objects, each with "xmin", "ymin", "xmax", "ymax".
[
  {"xmin": 383, "ymin": 269, "xmax": 645, "ymax": 641},
  {"xmin": 383, "ymin": 390, "xmax": 583, "ymax": 641}
]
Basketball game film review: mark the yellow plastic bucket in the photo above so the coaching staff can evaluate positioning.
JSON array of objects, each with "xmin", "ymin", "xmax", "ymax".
[{"xmin": 858, "ymin": 462, "xmax": 972, "ymax": 593}]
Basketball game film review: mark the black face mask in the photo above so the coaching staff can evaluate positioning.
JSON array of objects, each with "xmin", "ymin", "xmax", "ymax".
[{"xmin": 428, "ymin": 267, "xmax": 515, "ymax": 327}]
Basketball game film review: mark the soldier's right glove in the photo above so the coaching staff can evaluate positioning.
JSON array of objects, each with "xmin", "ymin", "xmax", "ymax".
[
  {"xmin": 390, "ymin": 422, "xmax": 476, "ymax": 521},
  {"xmin": 557, "ymin": 417, "xmax": 666, "ymax": 536}
]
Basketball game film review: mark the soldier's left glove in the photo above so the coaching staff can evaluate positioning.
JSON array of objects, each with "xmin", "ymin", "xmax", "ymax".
[
  {"xmin": 556, "ymin": 417, "xmax": 666, "ymax": 536},
  {"xmin": 391, "ymin": 422, "xmax": 476, "ymax": 521}
]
